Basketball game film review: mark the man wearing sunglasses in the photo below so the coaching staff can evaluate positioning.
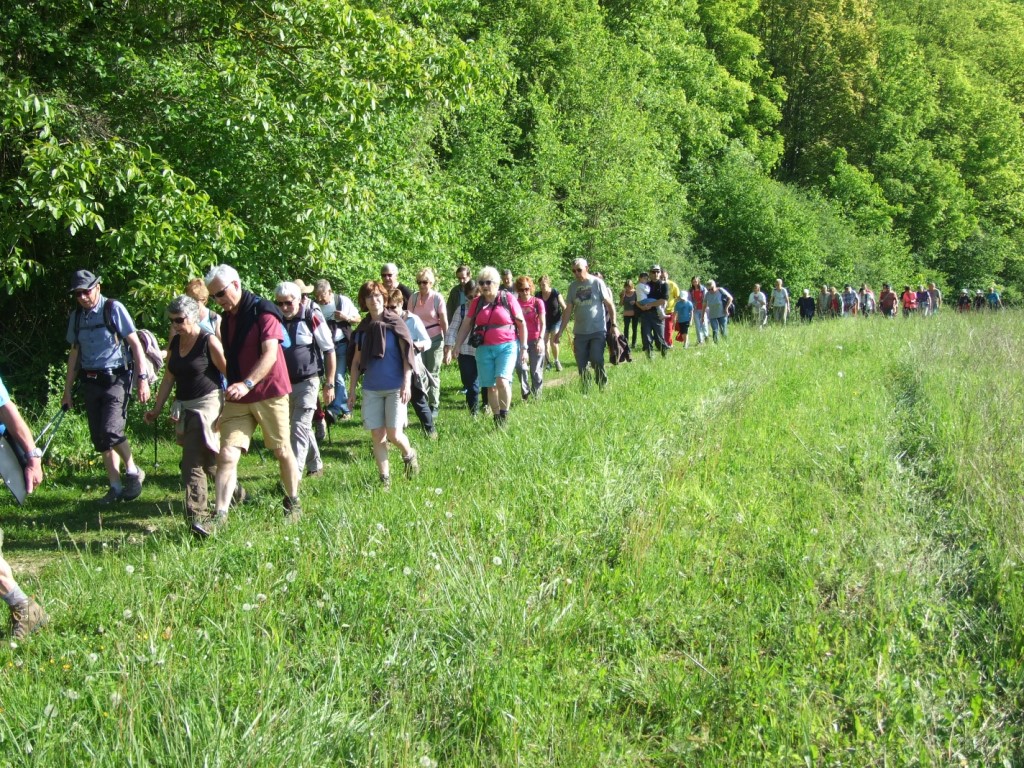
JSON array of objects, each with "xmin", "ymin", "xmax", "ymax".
[
  {"xmin": 554, "ymin": 259, "xmax": 617, "ymax": 389},
  {"xmin": 61, "ymin": 269, "xmax": 151, "ymax": 504},
  {"xmin": 205, "ymin": 264, "xmax": 302, "ymax": 525},
  {"xmin": 380, "ymin": 263, "xmax": 412, "ymax": 310}
]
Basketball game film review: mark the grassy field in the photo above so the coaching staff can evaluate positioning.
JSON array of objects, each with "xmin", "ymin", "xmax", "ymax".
[{"xmin": 1, "ymin": 313, "xmax": 1022, "ymax": 766}]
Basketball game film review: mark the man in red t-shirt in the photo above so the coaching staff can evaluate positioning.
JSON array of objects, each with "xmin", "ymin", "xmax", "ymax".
[{"xmin": 204, "ymin": 264, "xmax": 301, "ymax": 533}]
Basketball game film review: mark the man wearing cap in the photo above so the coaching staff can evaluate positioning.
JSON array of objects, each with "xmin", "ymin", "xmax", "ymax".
[
  {"xmin": 205, "ymin": 264, "xmax": 301, "ymax": 529},
  {"xmin": 61, "ymin": 270, "xmax": 151, "ymax": 504},
  {"xmin": 637, "ymin": 265, "xmax": 669, "ymax": 358},
  {"xmin": 380, "ymin": 263, "xmax": 412, "ymax": 310},
  {"xmin": 0, "ymin": 374, "xmax": 48, "ymax": 638}
]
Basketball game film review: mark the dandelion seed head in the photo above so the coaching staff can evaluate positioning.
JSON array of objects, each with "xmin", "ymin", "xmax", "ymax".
[
  {"xmin": 403, "ymin": 566, "xmax": 413, "ymax": 576},
  {"xmin": 124, "ymin": 565, "xmax": 135, "ymax": 575},
  {"xmin": 492, "ymin": 556, "xmax": 503, "ymax": 566}
]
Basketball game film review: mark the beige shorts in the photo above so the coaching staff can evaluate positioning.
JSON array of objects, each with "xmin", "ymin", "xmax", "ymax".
[{"xmin": 220, "ymin": 395, "xmax": 290, "ymax": 452}]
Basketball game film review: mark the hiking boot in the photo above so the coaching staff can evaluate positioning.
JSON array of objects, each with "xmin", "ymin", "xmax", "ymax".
[
  {"xmin": 306, "ymin": 466, "xmax": 324, "ymax": 478},
  {"xmin": 380, "ymin": 474, "xmax": 391, "ymax": 490},
  {"xmin": 339, "ymin": 412, "xmax": 352, "ymax": 421},
  {"xmin": 554, "ymin": 361, "xmax": 563, "ymax": 371},
  {"xmin": 403, "ymin": 451, "xmax": 420, "ymax": 479},
  {"xmin": 426, "ymin": 429, "xmax": 439, "ymax": 441},
  {"xmin": 283, "ymin": 495, "xmax": 302, "ymax": 523},
  {"xmin": 493, "ymin": 412, "xmax": 508, "ymax": 429},
  {"xmin": 97, "ymin": 486, "xmax": 122, "ymax": 505},
  {"xmin": 324, "ymin": 410, "xmax": 337, "ymax": 426},
  {"xmin": 313, "ymin": 418, "xmax": 327, "ymax": 443},
  {"xmin": 122, "ymin": 469, "xmax": 146, "ymax": 501},
  {"xmin": 10, "ymin": 599, "xmax": 48, "ymax": 640}
]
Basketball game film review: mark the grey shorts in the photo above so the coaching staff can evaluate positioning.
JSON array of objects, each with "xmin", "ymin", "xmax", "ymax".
[{"xmin": 361, "ymin": 388, "xmax": 407, "ymax": 430}]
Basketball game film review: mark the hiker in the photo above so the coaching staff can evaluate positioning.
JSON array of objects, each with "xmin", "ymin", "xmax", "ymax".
[
  {"xmin": 818, "ymin": 284, "xmax": 832, "ymax": 320},
  {"xmin": 841, "ymin": 284, "xmax": 859, "ymax": 317},
  {"xmin": 748, "ymin": 284, "xmax": 768, "ymax": 328},
  {"xmin": 770, "ymin": 279, "xmax": 790, "ymax": 324},
  {"xmin": 444, "ymin": 280, "xmax": 482, "ymax": 415},
  {"xmin": 513, "ymin": 275, "xmax": 546, "ymax": 400},
  {"xmin": 662, "ymin": 270, "xmax": 681, "ymax": 347},
  {"xmin": 277, "ymin": 282, "xmax": 337, "ymax": 478},
  {"xmin": 61, "ymin": 269, "xmax": 151, "ymax": 504},
  {"xmin": 928, "ymin": 282, "xmax": 943, "ymax": 314},
  {"xmin": 620, "ymin": 279, "xmax": 639, "ymax": 348},
  {"xmin": 347, "ymin": 280, "xmax": 420, "ymax": 487},
  {"xmin": 690, "ymin": 276, "xmax": 709, "ymax": 343},
  {"xmin": 184, "ymin": 278, "xmax": 223, "ymax": 337},
  {"xmin": 408, "ymin": 268, "xmax": 448, "ymax": 422},
  {"xmin": 537, "ymin": 275, "xmax": 565, "ymax": 371},
  {"xmin": 901, "ymin": 285, "xmax": 918, "ymax": 318},
  {"xmin": 205, "ymin": 264, "xmax": 302, "ymax": 526},
  {"xmin": 0, "ymin": 374, "xmax": 48, "ymax": 638},
  {"xmin": 444, "ymin": 265, "xmax": 471, "ymax": 326},
  {"xmin": 556, "ymin": 259, "xmax": 617, "ymax": 385},
  {"xmin": 144, "ymin": 295, "xmax": 235, "ymax": 537},
  {"xmin": 987, "ymin": 285, "xmax": 1003, "ymax": 310},
  {"xmin": 388, "ymin": 288, "xmax": 437, "ymax": 438},
  {"xmin": 796, "ymin": 289, "xmax": 816, "ymax": 322},
  {"xmin": 673, "ymin": 290, "xmax": 694, "ymax": 346},
  {"xmin": 314, "ymin": 279, "xmax": 360, "ymax": 424},
  {"xmin": 859, "ymin": 284, "xmax": 876, "ymax": 316},
  {"xmin": 916, "ymin": 285, "xmax": 932, "ymax": 317},
  {"xmin": 380, "ymin": 262, "xmax": 412, "ymax": 310},
  {"xmin": 878, "ymin": 283, "xmax": 898, "ymax": 318},
  {"xmin": 705, "ymin": 280, "xmax": 733, "ymax": 343},
  {"xmin": 449, "ymin": 267, "xmax": 527, "ymax": 428}
]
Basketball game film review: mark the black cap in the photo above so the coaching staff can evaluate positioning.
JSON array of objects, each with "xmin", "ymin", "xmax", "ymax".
[{"xmin": 68, "ymin": 269, "xmax": 100, "ymax": 293}]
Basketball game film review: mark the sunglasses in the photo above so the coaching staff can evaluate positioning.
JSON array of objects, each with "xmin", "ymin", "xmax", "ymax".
[
  {"xmin": 276, "ymin": 300, "xmax": 294, "ymax": 307},
  {"xmin": 72, "ymin": 288, "xmax": 94, "ymax": 298},
  {"xmin": 571, "ymin": 268, "xmax": 583, "ymax": 274},
  {"xmin": 381, "ymin": 273, "xmax": 394, "ymax": 278},
  {"xmin": 417, "ymin": 280, "xmax": 430, "ymax": 285},
  {"xmin": 212, "ymin": 285, "xmax": 232, "ymax": 299},
  {"xmin": 169, "ymin": 316, "xmax": 187, "ymax": 325},
  {"xmin": 479, "ymin": 280, "xmax": 494, "ymax": 286}
]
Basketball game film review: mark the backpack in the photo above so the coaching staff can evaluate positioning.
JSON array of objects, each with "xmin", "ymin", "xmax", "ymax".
[
  {"xmin": 284, "ymin": 303, "xmax": 326, "ymax": 381},
  {"xmin": 74, "ymin": 298, "xmax": 163, "ymax": 391}
]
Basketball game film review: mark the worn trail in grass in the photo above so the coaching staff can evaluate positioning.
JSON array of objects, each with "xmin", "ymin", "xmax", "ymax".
[{"xmin": 1, "ymin": 315, "xmax": 1022, "ymax": 766}]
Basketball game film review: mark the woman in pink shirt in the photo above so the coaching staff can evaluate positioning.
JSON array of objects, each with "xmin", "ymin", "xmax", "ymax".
[
  {"xmin": 514, "ymin": 275, "xmax": 546, "ymax": 400},
  {"xmin": 408, "ymin": 268, "xmax": 448, "ymax": 420},
  {"xmin": 450, "ymin": 266, "xmax": 527, "ymax": 428}
]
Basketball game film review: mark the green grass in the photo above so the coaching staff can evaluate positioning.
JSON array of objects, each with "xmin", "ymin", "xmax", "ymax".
[{"xmin": 2, "ymin": 314, "xmax": 1023, "ymax": 766}]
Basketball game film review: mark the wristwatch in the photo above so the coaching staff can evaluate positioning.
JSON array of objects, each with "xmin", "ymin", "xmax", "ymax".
[
  {"xmin": 243, "ymin": 378, "xmax": 255, "ymax": 390},
  {"xmin": 26, "ymin": 448, "xmax": 43, "ymax": 460},
  {"xmin": 138, "ymin": 372, "xmax": 150, "ymax": 381}
]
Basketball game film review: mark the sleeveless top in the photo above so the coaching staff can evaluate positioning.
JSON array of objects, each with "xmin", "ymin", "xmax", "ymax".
[{"xmin": 168, "ymin": 333, "xmax": 221, "ymax": 401}]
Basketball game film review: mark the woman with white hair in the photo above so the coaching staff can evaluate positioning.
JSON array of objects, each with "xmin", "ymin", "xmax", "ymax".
[
  {"xmin": 450, "ymin": 266, "xmax": 527, "ymax": 428},
  {"xmin": 408, "ymin": 267, "xmax": 448, "ymax": 421}
]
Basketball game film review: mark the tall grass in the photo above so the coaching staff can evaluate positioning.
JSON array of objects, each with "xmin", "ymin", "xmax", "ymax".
[{"xmin": 1, "ymin": 313, "xmax": 1022, "ymax": 766}]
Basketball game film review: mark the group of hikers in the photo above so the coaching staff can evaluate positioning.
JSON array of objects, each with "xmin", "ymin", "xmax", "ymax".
[{"xmin": 0, "ymin": 259, "xmax": 1009, "ymax": 640}]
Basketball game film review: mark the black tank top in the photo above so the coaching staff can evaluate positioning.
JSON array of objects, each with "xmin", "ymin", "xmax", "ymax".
[{"xmin": 168, "ymin": 333, "xmax": 221, "ymax": 400}]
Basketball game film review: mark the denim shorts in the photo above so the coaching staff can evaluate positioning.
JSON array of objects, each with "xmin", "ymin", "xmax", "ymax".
[{"xmin": 476, "ymin": 341, "xmax": 517, "ymax": 387}]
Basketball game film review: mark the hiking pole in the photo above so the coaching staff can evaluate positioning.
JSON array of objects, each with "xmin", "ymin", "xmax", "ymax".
[
  {"xmin": 35, "ymin": 405, "xmax": 70, "ymax": 458},
  {"xmin": 153, "ymin": 418, "xmax": 160, "ymax": 468}
]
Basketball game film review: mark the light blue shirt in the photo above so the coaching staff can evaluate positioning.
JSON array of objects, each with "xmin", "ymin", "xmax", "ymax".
[{"xmin": 65, "ymin": 297, "xmax": 137, "ymax": 369}]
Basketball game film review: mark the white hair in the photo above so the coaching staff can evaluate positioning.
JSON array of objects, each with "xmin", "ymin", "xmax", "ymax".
[
  {"xmin": 381, "ymin": 262, "xmax": 399, "ymax": 276},
  {"xmin": 274, "ymin": 281, "xmax": 301, "ymax": 300},
  {"xmin": 477, "ymin": 266, "xmax": 500, "ymax": 285},
  {"xmin": 205, "ymin": 264, "xmax": 240, "ymax": 288}
]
